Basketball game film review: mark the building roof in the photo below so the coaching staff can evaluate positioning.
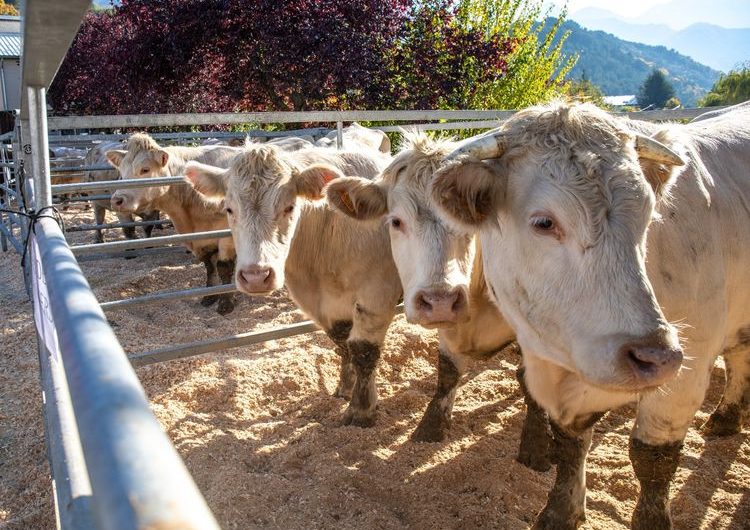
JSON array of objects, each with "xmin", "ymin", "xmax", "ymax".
[
  {"xmin": 603, "ymin": 95, "xmax": 638, "ymax": 107},
  {"xmin": 0, "ymin": 32, "xmax": 20, "ymax": 58}
]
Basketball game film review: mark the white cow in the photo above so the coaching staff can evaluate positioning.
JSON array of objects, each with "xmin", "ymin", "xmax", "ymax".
[
  {"xmin": 429, "ymin": 101, "xmax": 750, "ymax": 529},
  {"xmin": 325, "ymin": 132, "xmax": 553, "ymax": 469}
]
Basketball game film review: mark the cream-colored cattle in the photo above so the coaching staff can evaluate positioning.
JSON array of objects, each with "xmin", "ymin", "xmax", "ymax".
[
  {"xmin": 184, "ymin": 144, "xmax": 400, "ymax": 427},
  {"xmin": 84, "ymin": 141, "xmax": 160, "ymax": 244},
  {"xmin": 325, "ymin": 133, "xmax": 552, "ymax": 469},
  {"xmin": 430, "ymin": 101, "xmax": 750, "ymax": 529},
  {"xmin": 106, "ymin": 134, "xmax": 241, "ymax": 314}
]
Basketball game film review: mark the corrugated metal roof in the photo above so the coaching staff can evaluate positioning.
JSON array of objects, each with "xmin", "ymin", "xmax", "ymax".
[{"xmin": 0, "ymin": 33, "xmax": 20, "ymax": 58}]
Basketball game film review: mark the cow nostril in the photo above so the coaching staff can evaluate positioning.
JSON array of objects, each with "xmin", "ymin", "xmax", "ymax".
[
  {"xmin": 416, "ymin": 293, "xmax": 433, "ymax": 312},
  {"xmin": 627, "ymin": 348, "xmax": 656, "ymax": 372}
]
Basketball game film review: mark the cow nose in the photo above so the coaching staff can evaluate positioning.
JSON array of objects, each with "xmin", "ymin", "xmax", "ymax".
[
  {"xmin": 621, "ymin": 337, "xmax": 683, "ymax": 386},
  {"xmin": 111, "ymin": 196, "xmax": 124, "ymax": 208},
  {"xmin": 238, "ymin": 265, "xmax": 275, "ymax": 293},
  {"xmin": 412, "ymin": 287, "xmax": 467, "ymax": 326}
]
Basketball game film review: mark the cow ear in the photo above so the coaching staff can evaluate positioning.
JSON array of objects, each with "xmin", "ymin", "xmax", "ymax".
[
  {"xmin": 294, "ymin": 164, "xmax": 345, "ymax": 200},
  {"xmin": 105, "ymin": 149, "xmax": 127, "ymax": 168},
  {"xmin": 430, "ymin": 160, "xmax": 504, "ymax": 229},
  {"xmin": 184, "ymin": 161, "xmax": 229, "ymax": 198},
  {"xmin": 634, "ymin": 132, "xmax": 686, "ymax": 198},
  {"xmin": 326, "ymin": 177, "xmax": 387, "ymax": 221},
  {"xmin": 155, "ymin": 149, "xmax": 170, "ymax": 168}
]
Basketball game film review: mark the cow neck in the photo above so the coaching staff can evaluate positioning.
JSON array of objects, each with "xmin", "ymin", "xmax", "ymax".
[
  {"xmin": 151, "ymin": 160, "xmax": 197, "ymax": 235},
  {"xmin": 288, "ymin": 200, "xmax": 345, "ymax": 264}
]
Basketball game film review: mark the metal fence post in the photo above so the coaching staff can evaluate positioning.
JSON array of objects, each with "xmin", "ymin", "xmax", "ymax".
[
  {"xmin": 336, "ymin": 120, "xmax": 343, "ymax": 150},
  {"xmin": 26, "ymin": 86, "xmax": 52, "ymax": 209}
]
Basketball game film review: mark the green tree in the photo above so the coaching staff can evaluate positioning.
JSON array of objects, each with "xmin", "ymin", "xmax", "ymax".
[
  {"xmin": 638, "ymin": 69, "xmax": 676, "ymax": 109},
  {"xmin": 700, "ymin": 65, "xmax": 750, "ymax": 106},
  {"xmin": 567, "ymin": 72, "xmax": 607, "ymax": 107},
  {"xmin": 455, "ymin": 0, "xmax": 575, "ymax": 109}
]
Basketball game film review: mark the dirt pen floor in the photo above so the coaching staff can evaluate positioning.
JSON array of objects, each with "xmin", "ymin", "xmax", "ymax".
[{"xmin": 1, "ymin": 204, "xmax": 749, "ymax": 529}]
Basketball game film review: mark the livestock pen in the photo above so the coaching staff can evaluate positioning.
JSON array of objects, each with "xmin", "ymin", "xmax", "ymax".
[{"xmin": 2, "ymin": 2, "xmax": 747, "ymax": 530}]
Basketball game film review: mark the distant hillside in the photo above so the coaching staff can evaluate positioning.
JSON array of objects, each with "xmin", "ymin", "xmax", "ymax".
[
  {"xmin": 543, "ymin": 20, "xmax": 721, "ymax": 106},
  {"xmin": 573, "ymin": 8, "xmax": 750, "ymax": 72}
]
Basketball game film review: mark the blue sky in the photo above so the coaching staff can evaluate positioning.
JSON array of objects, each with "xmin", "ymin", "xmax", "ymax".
[{"xmin": 547, "ymin": 0, "xmax": 672, "ymax": 17}]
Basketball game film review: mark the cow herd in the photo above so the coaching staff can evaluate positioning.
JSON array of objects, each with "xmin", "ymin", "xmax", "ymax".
[{"xmin": 94, "ymin": 101, "xmax": 749, "ymax": 530}]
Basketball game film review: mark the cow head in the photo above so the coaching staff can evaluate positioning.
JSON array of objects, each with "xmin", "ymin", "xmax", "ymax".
[
  {"xmin": 185, "ymin": 144, "xmax": 340, "ymax": 295},
  {"xmin": 326, "ymin": 133, "xmax": 474, "ymax": 328},
  {"xmin": 430, "ymin": 102, "xmax": 686, "ymax": 392},
  {"xmin": 106, "ymin": 133, "xmax": 171, "ymax": 212}
]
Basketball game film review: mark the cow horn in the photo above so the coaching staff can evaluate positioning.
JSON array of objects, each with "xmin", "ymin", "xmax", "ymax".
[
  {"xmin": 445, "ymin": 134, "xmax": 505, "ymax": 161},
  {"xmin": 634, "ymin": 134, "xmax": 685, "ymax": 166}
]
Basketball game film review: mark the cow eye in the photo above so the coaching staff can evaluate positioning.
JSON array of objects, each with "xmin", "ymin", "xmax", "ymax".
[
  {"xmin": 225, "ymin": 206, "xmax": 233, "ymax": 215},
  {"xmin": 531, "ymin": 214, "xmax": 562, "ymax": 239},
  {"xmin": 390, "ymin": 217, "xmax": 402, "ymax": 230},
  {"xmin": 140, "ymin": 167, "xmax": 149, "ymax": 175},
  {"xmin": 532, "ymin": 216, "xmax": 554, "ymax": 231},
  {"xmin": 284, "ymin": 204, "xmax": 294, "ymax": 215}
]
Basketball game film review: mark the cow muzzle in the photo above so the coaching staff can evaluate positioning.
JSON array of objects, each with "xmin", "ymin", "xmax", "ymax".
[
  {"xmin": 619, "ymin": 331, "xmax": 683, "ymax": 389},
  {"xmin": 110, "ymin": 192, "xmax": 137, "ymax": 212},
  {"xmin": 410, "ymin": 286, "xmax": 468, "ymax": 328},
  {"xmin": 237, "ymin": 265, "xmax": 277, "ymax": 294}
]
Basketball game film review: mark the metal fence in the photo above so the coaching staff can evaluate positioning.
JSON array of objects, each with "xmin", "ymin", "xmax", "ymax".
[{"xmin": 11, "ymin": 88, "xmax": 720, "ymax": 529}]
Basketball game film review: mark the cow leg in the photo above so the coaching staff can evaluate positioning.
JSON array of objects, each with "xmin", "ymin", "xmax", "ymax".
[
  {"xmin": 326, "ymin": 320, "xmax": 355, "ymax": 399},
  {"xmin": 516, "ymin": 365, "xmax": 553, "ymax": 472},
  {"xmin": 142, "ymin": 210, "xmax": 161, "ymax": 238},
  {"xmin": 94, "ymin": 204, "xmax": 107, "ymax": 244},
  {"xmin": 411, "ymin": 349, "xmax": 462, "ymax": 443},
  {"xmin": 629, "ymin": 438, "xmax": 682, "ymax": 530},
  {"xmin": 215, "ymin": 258, "xmax": 236, "ymax": 315},
  {"xmin": 533, "ymin": 413, "xmax": 602, "ymax": 530},
  {"xmin": 341, "ymin": 303, "xmax": 392, "ymax": 428},
  {"xmin": 630, "ymin": 349, "xmax": 715, "ymax": 530},
  {"xmin": 703, "ymin": 351, "xmax": 750, "ymax": 436},
  {"xmin": 117, "ymin": 212, "xmax": 137, "ymax": 240},
  {"xmin": 199, "ymin": 249, "xmax": 220, "ymax": 307}
]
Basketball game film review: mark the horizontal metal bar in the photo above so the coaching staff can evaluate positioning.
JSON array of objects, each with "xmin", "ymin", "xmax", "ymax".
[
  {"xmin": 617, "ymin": 107, "xmax": 730, "ymax": 121},
  {"xmin": 130, "ymin": 304, "xmax": 405, "ymax": 366},
  {"xmin": 66, "ymin": 219, "xmax": 172, "ymax": 233},
  {"xmin": 76, "ymin": 245, "xmax": 189, "ymax": 262},
  {"xmin": 131, "ymin": 320, "xmax": 321, "ymax": 367},
  {"xmin": 49, "ymin": 110, "xmax": 519, "ymax": 130},
  {"xmin": 71, "ymin": 229, "xmax": 232, "ymax": 255},
  {"xmin": 33, "ymin": 216, "xmax": 220, "ymax": 529},
  {"xmin": 52, "ymin": 176, "xmax": 186, "ymax": 193},
  {"xmin": 101, "ymin": 283, "xmax": 237, "ymax": 311},
  {"xmin": 55, "ymin": 194, "xmax": 111, "ymax": 204},
  {"xmin": 51, "ymin": 165, "xmax": 112, "ymax": 174},
  {"xmin": 375, "ymin": 120, "xmax": 503, "ymax": 133},
  {"xmin": 48, "ymin": 127, "xmax": 330, "ymax": 143}
]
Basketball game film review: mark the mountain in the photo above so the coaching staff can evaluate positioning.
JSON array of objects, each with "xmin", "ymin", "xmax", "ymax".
[
  {"xmin": 573, "ymin": 7, "xmax": 750, "ymax": 72},
  {"xmin": 634, "ymin": 0, "xmax": 750, "ymax": 30},
  {"xmin": 543, "ymin": 20, "xmax": 721, "ymax": 106}
]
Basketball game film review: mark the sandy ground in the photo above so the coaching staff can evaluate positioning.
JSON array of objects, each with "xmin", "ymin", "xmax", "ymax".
[{"xmin": 0, "ymin": 204, "xmax": 748, "ymax": 529}]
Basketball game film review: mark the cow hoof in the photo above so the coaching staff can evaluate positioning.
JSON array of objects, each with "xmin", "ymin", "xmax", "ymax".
[
  {"xmin": 341, "ymin": 408, "xmax": 376, "ymax": 428},
  {"xmin": 632, "ymin": 500, "xmax": 672, "ymax": 530},
  {"xmin": 201, "ymin": 295, "xmax": 219, "ymax": 307},
  {"xmin": 216, "ymin": 299, "xmax": 235, "ymax": 315},
  {"xmin": 532, "ymin": 506, "xmax": 585, "ymax": 530},
  {"xmin": 517, "ymin": 447, "xmax": 552, "ymax": 472},
  {"xmin": 410, "ymin": 417, "xmax": 447, "ymax": 443},
  {"xmin": 701, "ymin": 409, "xmax": 743, "ymax": 437}
]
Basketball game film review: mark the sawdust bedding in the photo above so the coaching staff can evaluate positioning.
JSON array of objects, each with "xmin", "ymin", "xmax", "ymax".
[{"xmin": 0, "ymin": 204, "xmax": 748, "ymax": 529}]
